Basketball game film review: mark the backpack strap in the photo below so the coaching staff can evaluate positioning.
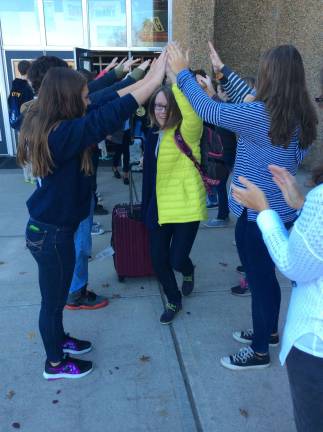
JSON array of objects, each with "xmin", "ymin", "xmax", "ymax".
[{"xmin": 174, "ymin": 128, "xmax": 219, "ymax": 193}]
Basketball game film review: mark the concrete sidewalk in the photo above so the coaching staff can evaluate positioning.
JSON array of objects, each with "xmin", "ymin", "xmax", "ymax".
[{"xmin": 0, "ymin": 166, "xmax": 304, "ymax": 432}]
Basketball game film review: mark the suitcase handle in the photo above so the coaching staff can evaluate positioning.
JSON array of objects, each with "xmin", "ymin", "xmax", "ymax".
[{"xmin": 129, "ymin": 162, "xmax": 141, "ymax": 217}]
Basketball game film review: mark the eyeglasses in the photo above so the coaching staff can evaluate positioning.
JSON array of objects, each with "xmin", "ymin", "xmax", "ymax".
[
  {"xmin": 315, "ymin": 96, "xmax": 323, "ymax": 103},
  {"xmin": 154, "ymin": 104, "xmax": 168, "ymax": 112}
]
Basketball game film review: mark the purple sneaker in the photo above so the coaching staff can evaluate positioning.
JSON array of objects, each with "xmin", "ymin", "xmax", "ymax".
[
  {"xmin": 62, "ymin": 334, "xmax": 92, "ymax": 355},
  {"xmin": 43, "ymin": 354, "xmax": 93, "ymax": 380}
]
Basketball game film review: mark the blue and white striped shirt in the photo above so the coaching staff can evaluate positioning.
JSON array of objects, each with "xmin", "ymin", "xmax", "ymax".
[
  {"xmin": 177, "ymin": 69, "xmax": 306, "ymax": 222},
  {"xmin": 220, "ymin": 65, "xmax": 253, "ymax": 103}
]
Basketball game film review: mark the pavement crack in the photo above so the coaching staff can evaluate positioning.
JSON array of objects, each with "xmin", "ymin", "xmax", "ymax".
[{"xmin": 158, "ymin": 284, "xmax": 204, "ymax": 432}]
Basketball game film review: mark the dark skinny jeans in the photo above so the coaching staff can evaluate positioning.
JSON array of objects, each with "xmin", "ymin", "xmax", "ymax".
[
  {"xmin": 235, "ymin": 209, "xmax": 293, "ymax": 353},
  {"xmin": 26, "ymin": 219, "xmax": 76, "ymax": 362},
  {"xmin": 149, "ymin": 222, "xmax": 199, "ymax": 304}
]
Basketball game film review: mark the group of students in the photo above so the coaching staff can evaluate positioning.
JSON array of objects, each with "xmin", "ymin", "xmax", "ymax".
[{"xmin": 16, "ymin": 41, "xmax": 322, "ymax": 432}]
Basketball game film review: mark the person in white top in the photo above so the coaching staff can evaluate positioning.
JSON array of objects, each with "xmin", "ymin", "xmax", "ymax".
[{"xmin": 231, "ymin": 163, "xmax": 323, "ymax": 432}]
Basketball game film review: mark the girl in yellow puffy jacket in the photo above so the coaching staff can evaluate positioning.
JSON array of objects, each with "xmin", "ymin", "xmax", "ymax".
[{"xmin": 142, "ymin": 70, "xmax": 207, "ymax": 324}]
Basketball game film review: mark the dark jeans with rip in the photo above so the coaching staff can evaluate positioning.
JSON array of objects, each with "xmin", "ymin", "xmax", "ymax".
[
  {"xmin": 149, "ymin": 222, "xmax": 199, "ymax": 304},
  {"xmin": 26, "ymin": 219, "xmax": 76, "ymax": 362}
]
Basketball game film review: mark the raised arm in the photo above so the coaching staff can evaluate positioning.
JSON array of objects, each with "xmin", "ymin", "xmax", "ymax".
[
  {"xmin": 207, "ymin": 41, "xmax": 253, "ymax": 103},
  {"xmin": 167, "ymin": 42, "xmax": 260, "ymax": 138},
  {"xmin": 220, "ymin": 66, "xmax": 254, "ymax": 103},
  {"xmin": 172, "ymin": 85, "xmax": 203, "ymax": 144}
]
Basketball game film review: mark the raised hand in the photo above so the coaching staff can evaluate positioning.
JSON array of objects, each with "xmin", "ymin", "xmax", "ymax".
[
  {"xmin": 104, "ymin": 56, "xmax": 118, "ymax": 72},
  {"xmin": 232, "ymin": 176, "xmax": 269, "ymax": 212},
  {"xmin": 137, "ymin": 59, "xmax": 151, "ymax": 72},
  {"xmin": 208, "ymin": 41, "xmax": 224, "ymax": 73},
  {"xmin": 197, "ymin": 74, "xmax": 216, "ymax": 97},
  {"xmin": 167, "ymin": 42, "xmax": 189, "ymax": 75},
  {"xmin": 268, "ymin": 165, "xmax": 305, "ymax": 209},
  {"xmin": 123, "ymin": 57, "xmax": 141, "ymax": 73}
]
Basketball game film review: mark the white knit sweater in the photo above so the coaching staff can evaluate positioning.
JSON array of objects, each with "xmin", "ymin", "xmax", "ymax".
[{"xmin": 256, "ymin": 184, "xmax": 323, "ymax": 364}]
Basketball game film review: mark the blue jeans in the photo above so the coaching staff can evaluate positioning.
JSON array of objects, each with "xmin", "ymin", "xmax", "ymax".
[
  {"xmin": 149, "ymin": 222, "xmax": 199, "ymax": 304},
  {"xmin": 26, "ymin": 219, "xmax": 76, "ymax": 362},
  {"xmin": 69, "ymin": 198, "xmax": 94, "ymax": 294},
  {"xmin": 235, "ymin": 210, "xmax": 293, "ymax": 353}
]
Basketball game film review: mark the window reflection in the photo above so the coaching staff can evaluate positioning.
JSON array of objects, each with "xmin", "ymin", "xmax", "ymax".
[
  {"xmin": 43, "ymin": 0, "xmax": 84, "ymax": 46},
  {"xmin": 132, "ymin": 0, "xmax": 168, "ymax": 47},
  {"xmin": 0, "ymin": 0, "xmax": 41, "ymax": 46},
  {"xmin": 88, "ymin": 0, "xmax": 127, "ymax": 47}
]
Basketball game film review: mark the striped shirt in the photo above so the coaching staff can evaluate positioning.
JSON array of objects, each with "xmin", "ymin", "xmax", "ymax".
[
  {"xmin": 220, "ymin": 65, "xmax": 253, "ymax": 103},
  {"xmin": 177, "ymin": 69, "xmax": 307, "ymax": 222}
]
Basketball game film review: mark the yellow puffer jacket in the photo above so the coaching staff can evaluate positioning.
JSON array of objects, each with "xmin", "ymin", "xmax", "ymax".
[{"xmin": 156, "ymin": 84, "xmax": 207, "ymax": 224}]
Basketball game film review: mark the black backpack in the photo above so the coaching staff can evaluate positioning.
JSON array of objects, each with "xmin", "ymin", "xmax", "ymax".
[
  {"xmin": 200, "ymin": 125, "xmax": 229, "ymax": 182},
  {"xmin": 7, "ymin": 90, "xmax": 23, "ymax": 130}
]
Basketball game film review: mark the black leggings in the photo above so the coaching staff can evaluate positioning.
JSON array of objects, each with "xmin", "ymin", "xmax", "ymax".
[{"xmin": 149, "ymin": 222, "xmax": 199, "ymax": 303}]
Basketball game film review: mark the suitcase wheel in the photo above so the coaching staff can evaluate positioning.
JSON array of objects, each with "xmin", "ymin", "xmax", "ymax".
[{"xmin": 118, "ymin": 275, "xmax": 125, "ymax": 283}]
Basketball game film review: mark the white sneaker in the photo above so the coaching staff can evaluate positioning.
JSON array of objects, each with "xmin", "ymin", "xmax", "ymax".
[{"xmin": 91, "ymin": 224, "xmax": 105, "ymax": 236}]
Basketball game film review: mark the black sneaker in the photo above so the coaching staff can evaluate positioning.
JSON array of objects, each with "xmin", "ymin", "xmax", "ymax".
[
  {"xmin": 160, "ymin": 302, "xmax": 182, "ymax": 325},
  {"xmin": 43, "ymin": 354, "xmax": 93, "ymax": 380},
  {"xmin": 236, "ymin": 265, "xmax": 245, "ymax": 274},
  {"xmin": 62, "ymin": 334, "xmax": 92, "ymax": 355},
  {"xmin": 232, "ymin": 329, "xmax": 279, "ymax": 347},
  {"xmin": 231, "ymin": 277, "xmax": 251, "ymax": 296},
  {"xmin": 182, "ymin": 269, "xmax": 194, "ymax": 296},
  {"xmin": 123, "ymin": 177, "xmax": 129, "ymax": 185},
  {"xmin": 220, "ymin": 346, "xmax": 270, "ymax": 370},
  {"xmin": 94, "ymin": 204, "xmax": 109, "ymax": 215}
]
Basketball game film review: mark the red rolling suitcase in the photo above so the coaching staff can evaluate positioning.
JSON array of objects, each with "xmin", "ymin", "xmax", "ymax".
[{"xmin": 111, "ymin": 162, "xmax": 154, "ymax": 281}]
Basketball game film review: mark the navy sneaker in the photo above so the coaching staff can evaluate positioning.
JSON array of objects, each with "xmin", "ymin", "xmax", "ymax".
[
  {"xmin": 43, "ymin": 354, "xmax": 93, "ymax": 380},
  {"xmin": 160, "ymin": 302, "xmax": 182, "ymax": 325},
  {"xmin": 232, "ymin": 329, "xmax": 279, "ymax": 347},
  {"xmin": 62, "ymin": 334, "xmax": 92, "ymax": 355},
  {"xmin": 221, "ymin": 346, "xmax": 270, "ymax": 370}
]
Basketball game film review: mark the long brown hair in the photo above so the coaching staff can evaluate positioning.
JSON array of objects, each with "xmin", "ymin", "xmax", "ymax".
[
  {"xmin": 17, "ymin": 67, "xmax": 93, "ymax": 177},
  {"xmin": 255, "ymin": 45, "xmax": 318, "ymax": 149},
  {"xmin": 148, "ymin": 85, "xmax": 182, "ymax": 130}
]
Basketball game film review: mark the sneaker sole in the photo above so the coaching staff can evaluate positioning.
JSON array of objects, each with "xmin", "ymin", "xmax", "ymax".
[
  {"xmin": 43, "ymin": 367, "xmax": 93, "ymax": 380},
  {"xmin": 65, "ymin": 300, "xmax": 109, "ymax": 311},
  {"xmin": 220, "ymin": 357, "xmax": 270, "ymax": 370},
  {"xmin": 63, "ymin": 346, "xmax": 92, "ymax": 355},
  {"xmin": 203, "ymin": 224, "xmax": 229, "ymax": 228},
  {"xmin": 232, "ymin": 332, "xmax": 279, "ymax": 347}
]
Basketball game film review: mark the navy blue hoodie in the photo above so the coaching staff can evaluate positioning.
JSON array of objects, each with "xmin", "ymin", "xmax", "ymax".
[{"xmin": 26, "ymin": 93, "xmax": 138, "ymax": 228}]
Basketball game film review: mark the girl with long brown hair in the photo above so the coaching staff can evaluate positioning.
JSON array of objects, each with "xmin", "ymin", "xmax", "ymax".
[
  {"xmin": 167, "ymin": 42, "xmax": 318, "ymax": 370},
  {"xmin": 18, "ymin": 55, "xmax": 166, "ymax": 380}
]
